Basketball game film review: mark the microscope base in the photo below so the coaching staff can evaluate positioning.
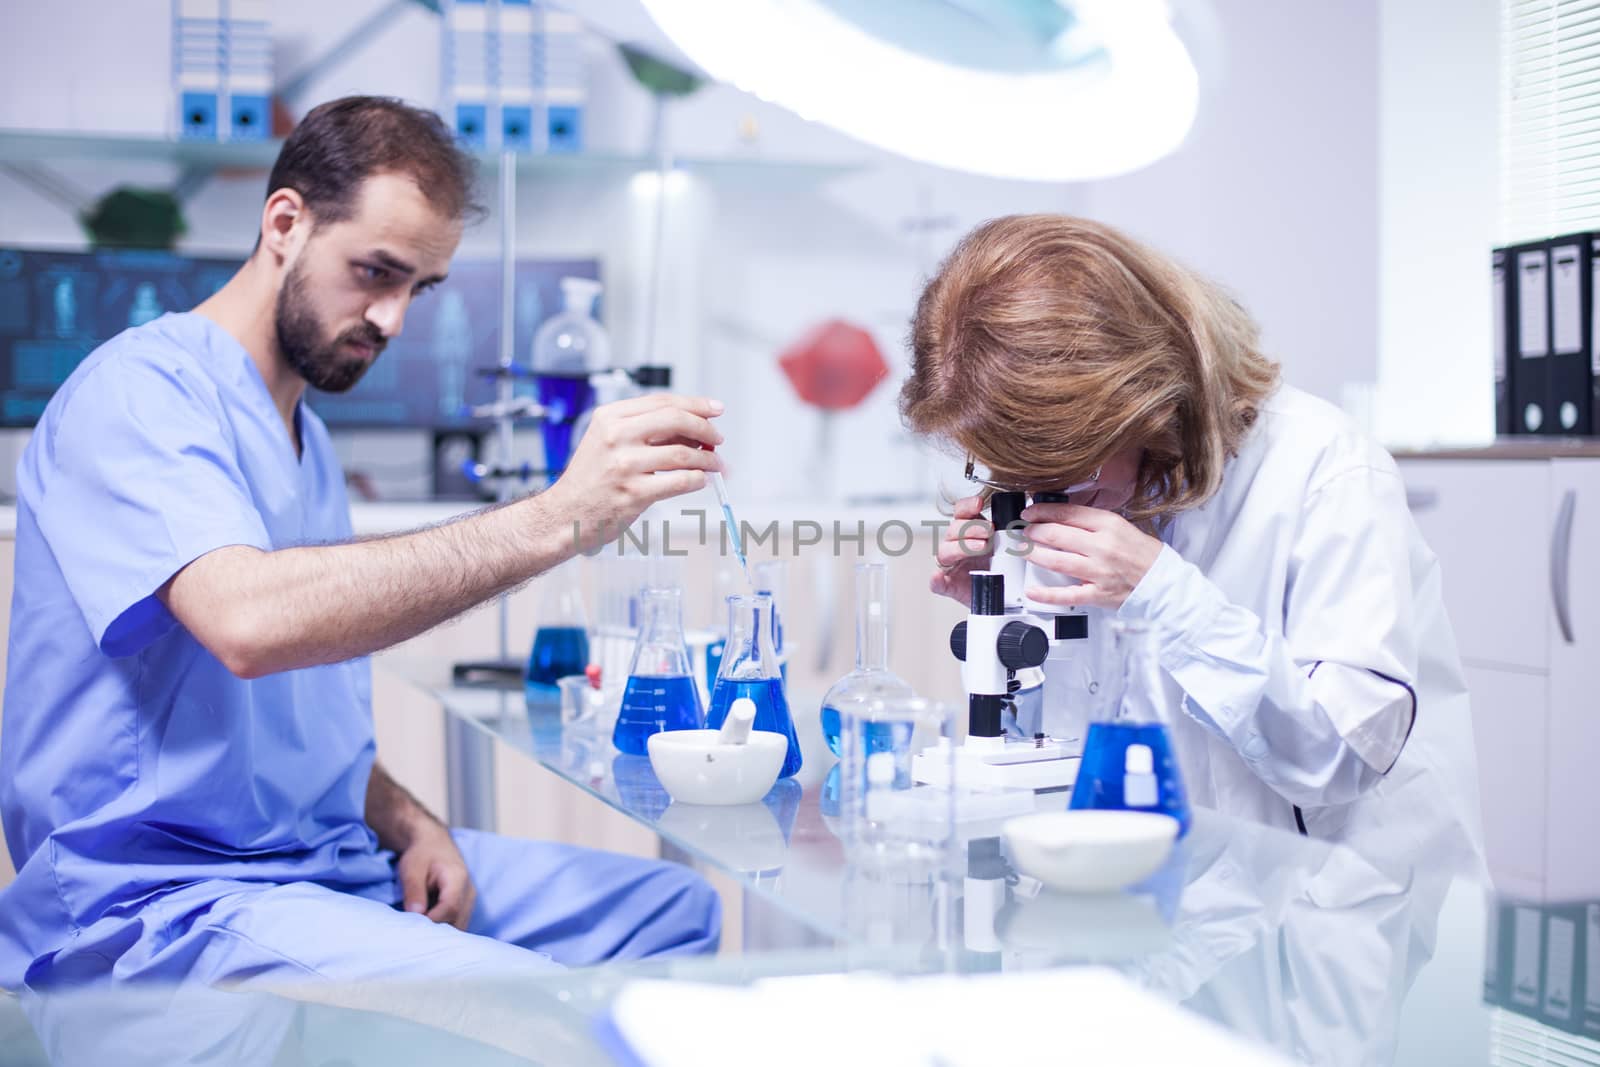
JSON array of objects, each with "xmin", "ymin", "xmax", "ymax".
[{"xmin": 912, "ymin": 737, "xmax": 1081, "ymax": 795}]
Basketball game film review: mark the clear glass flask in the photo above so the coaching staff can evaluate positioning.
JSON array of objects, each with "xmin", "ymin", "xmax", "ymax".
[
  {"xmin": 821, "ymin": 561, "xmax": 915, "ymax": 756},
  {"xmin": 612, "ymin": 587, "xmax": 704, "ymax": 755},
  {"xmin": 705, "ymin": 593, "xmax": 802, "ymax": 778},
  {"xmin": 1068, "ymin": 619, "xmax": 1191, "ymax": 835},
  {"xmin": 525, "ymin": 560, "xmax": 589, "ymax": 703},
  {"xmin": 752, "ymin": 560, "xmax": 790, "ymax": 685}
]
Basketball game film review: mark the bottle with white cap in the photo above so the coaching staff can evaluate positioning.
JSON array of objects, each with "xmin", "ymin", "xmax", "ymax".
[{"xmin": 1067, "ymin": 619, "xmax": 1191, "ymax": 835}]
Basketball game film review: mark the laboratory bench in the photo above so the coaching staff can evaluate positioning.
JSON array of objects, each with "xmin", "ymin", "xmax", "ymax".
[{"xmin": 4, "ymin": 655, "xmax": 1590, "ymax": 1064}]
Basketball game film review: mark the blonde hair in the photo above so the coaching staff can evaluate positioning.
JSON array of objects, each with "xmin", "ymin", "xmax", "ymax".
[{"xmin": 901, "ymin": 214, "xmax": 1280, "ymax": 521}]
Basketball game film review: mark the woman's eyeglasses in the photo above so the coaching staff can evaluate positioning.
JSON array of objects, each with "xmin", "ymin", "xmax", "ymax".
[{"xmin": 963, "ymin": 454, "xmax": 1102, "ymax": 496}]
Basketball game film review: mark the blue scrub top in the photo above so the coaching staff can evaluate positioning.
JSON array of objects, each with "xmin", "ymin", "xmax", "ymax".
[{"xmin": 0, "ymin": 312, "xmax": 389, "ymax": 987}]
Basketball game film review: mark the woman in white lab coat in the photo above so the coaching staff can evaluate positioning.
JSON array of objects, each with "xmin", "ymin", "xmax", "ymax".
[{"xmin": 902, "ymin": 214, "xmax": 1482, "ymax": 876}]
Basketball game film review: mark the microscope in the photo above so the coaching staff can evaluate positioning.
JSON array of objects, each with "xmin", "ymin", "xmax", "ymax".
[{"xmin": 912, "ymin": 491, "xmax": 1090, "ymax": 795}]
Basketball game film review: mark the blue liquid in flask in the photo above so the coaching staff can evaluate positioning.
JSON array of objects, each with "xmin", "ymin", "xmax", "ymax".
[
  {"xmin": 612, "ymin": 674, "xmax": 703, "ymax": 756},
  {"xmin": 1069, "ymin": 721, "xmax": 1191, "ymax": 836},
  {"xmin": 526, "ymin": 626, "xmax": 589, "ymax": 700},
  {"xmin": 704, "ymin": 638, "xmax": 726, "ymax": 693},
  {"xmin": 821, "ymin": 706, "xmax": 911, "ymax": 763},
  {"xmin": 706, "ymin": 678, "xmax": 802, "ymax": 778}
]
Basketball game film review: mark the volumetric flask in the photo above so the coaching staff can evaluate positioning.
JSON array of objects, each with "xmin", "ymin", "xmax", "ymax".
[
  {"xmin": 821, "ymin": 561, "xmax": 915, "ymax": 756},
  {"xmin": 613, "ymin": 587, "xmax": 703, "ymax": 755}
]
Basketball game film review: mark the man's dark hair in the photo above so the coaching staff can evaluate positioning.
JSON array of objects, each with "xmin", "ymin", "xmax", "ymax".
[{"xmin": 266, "ymin": 96, "xmax": 483, "ymax": 225}]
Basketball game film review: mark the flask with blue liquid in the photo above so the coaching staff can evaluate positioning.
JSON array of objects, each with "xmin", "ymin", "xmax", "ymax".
[
  {"xmin": 613, "ymin": 587, "xmax": 703, "ymax": 755},
  {"xmin": 705, "ymin": 593, "xmax": 802, "ymax": 778},
  {"xmin": 821, "ymin": 561, "xmax": 915, "ymax": 757},
  {"xmin": 1068, "ymin": 619, "xmax": 1191, "ymax": 836},
  {"xmin": 525, "ymin": 560, "xmax": 590, "ymax": 702}
]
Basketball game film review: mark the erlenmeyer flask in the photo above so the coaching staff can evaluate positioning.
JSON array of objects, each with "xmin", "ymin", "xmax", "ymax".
[
  {"xmin": 612, "ymin": 587, "xmax": 704, "ymax": 755},
  {"xmin": 706, "ymin": 593, "xmax": 802, "ymax": 778},
  {"xmin": 1068, "ymin": 619, "xmax": 1191, "ymax": 835},
  {"xmin": 526, "ymin": 560, "xmax": 589, "ymax": 702},
  {"xmin": 821, "ymin": 561, "xmax": 916, "ymax": 756}
]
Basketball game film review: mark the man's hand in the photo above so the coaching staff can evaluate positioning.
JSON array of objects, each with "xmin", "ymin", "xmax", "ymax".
[
  {"xmin": 396, "ymin": 820, "xmax": 477, "ymax": 931},
  {"xmin": 547, "ymin": 393, "xmax": 725, "ymax": 550},
  {"xmin": 930, "ymin": 494, "xmax": 994, "ymax": 608},
  {"xmin": 1017, "ymin": 502, "xmax": 1164, "ymax": 610}
]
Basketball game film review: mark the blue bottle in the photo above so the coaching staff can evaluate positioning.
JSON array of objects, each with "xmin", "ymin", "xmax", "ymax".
[
  {"xmin": 1069, "ymin": 620, "xmax": 1191, "ymax": 835},
  {"xmin": 612, "ymin": 587, "xmax": 704, "ymax": 756},
  {"xmin": 531, "ymin": 277, "xmax": 608, "ymax": 480},
  {"xmin": 705, "ymin": 593, "xmax": 802, "ymax": 778},
  {"xmin": 526, "ymin": 561, "xmax": 589, "ymax": 702}
]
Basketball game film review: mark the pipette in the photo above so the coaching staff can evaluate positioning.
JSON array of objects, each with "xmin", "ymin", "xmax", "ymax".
[{"xmin": 709, "ymin": 465, "xmax": 754, "ymax": 590}]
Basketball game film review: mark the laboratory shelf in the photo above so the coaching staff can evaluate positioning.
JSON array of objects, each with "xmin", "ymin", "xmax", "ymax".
[{"xmin": 0, "ymin": 128, "xmax": 860, "ymax": 186}]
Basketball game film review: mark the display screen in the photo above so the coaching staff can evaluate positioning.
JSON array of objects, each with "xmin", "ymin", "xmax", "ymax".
[{"xmin": 0, "ymin": 246, "xmax": 601, "ymax": 429}]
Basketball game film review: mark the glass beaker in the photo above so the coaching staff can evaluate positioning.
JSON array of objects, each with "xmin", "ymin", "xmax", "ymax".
[
  {"xmin": 837, "ymin": 695, "xmax": 957, "ymax": 875},
  {"xmin": 612, "ymin": 587, "xmax": 704, "ymax": 755},
  {"xmin": 1068, "ymin": 619, "xmax": 1191, "ymax": 835},
  {"xmin": 526, "ymin": 559, "xmax": 590, "ymax": 702},
  {"xmin": 821, "ymin": 561, "xmax": 915, "ymax": 756},
  {"xmin": 752, "ymin": 560, "xmax": 790, "ymax": 685},
  {"xmin": 705, "ymin": 593, "xmax": 802, "ymax": 778}
]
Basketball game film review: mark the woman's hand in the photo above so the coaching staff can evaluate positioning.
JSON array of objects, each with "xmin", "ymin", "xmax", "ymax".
[
  {"xmin": 1018, "ymin": 502, "xmax": 1164, "ymax": 610},
  {"xmin": 930, "ymin": 495, "xmax": 995, "ymax": 608}
]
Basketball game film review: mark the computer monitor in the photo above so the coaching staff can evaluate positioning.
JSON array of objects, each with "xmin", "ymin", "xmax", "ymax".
[{"xmin": 0, "ymin": 246, "xmax": 602, "ymax": 429}]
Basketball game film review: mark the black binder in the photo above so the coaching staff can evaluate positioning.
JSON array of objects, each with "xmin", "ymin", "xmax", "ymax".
[
  {"xmin": 1493, "ymin": 248, "xmax": 1515, "ymax": 436},
  {"xmin": 1547, "ymin": 236, "xmax": 1594, "ymax": 435},
  {"xmin": 1512, "ymin": 243, "xmax": 1553, "ymax": 434}
]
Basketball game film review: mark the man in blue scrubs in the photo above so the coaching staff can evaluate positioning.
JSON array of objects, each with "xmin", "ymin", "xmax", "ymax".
[{"xmin": 0, "ymin": 96, "xmax": 725, "ymax": 991}]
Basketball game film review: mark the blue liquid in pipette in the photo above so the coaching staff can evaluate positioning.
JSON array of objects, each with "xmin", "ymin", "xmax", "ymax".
[
  {"xmin": 706, "ymin": 677, "xmax": 802, "ymax": 778},
  {"xmin": 1069, "ymin": 721, "xmax": 1191, "ymax": 836},
  {"xmin": 613, "ymin": 674, "xmax": 703, "ymax": 756},
  {"xmin": 525, "ymin": 626, "xmax": 589, "ymax": 700}
]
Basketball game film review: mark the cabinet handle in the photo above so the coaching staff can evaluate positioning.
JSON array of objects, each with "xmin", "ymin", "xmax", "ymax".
[{"xmin": 1552, "ymin": 488, "xmax": 1577, "ymax": 645}]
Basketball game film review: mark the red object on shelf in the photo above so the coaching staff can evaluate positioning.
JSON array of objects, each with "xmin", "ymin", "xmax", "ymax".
[{"xmin": 777, "ymin": 319, "xmax": 889, "ymax": 411}]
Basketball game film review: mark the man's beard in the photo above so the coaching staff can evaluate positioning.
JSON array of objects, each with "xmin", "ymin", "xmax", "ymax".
[{"xmin": 274, "ymin": 259, "xmax": 385, "ymax": 393}]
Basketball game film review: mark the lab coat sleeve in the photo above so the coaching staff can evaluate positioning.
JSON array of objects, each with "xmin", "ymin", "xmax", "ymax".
[
  {"xmin": 31, "ymin": 354, "xmax": 271, "ymax": 658},
  {"xmin": 1118, "ymin": 465, "xmax": 1418, "ymax": 808}
]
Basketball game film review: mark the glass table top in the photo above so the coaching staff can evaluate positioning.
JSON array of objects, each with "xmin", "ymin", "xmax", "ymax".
[
  {"xmin": 371, "ymin": 659, "xmax": 1600, "ymax": 1066},
  {"xmin": 12, "ymin": 661, "xmax": 1570, "ymax": 1066}
]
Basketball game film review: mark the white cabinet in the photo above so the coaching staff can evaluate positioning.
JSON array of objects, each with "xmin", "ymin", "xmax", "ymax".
[
  {"xmin": 1400, "ymin": 460, "xmax": 1549, "ymax": 671},
  {"xmin": 1399, "ymin": 455, "xmax": 1600, "ymax": 902},
  {"xmin": 1545, "ymin": 460, "xmax": 1600, "ymax": 901}
]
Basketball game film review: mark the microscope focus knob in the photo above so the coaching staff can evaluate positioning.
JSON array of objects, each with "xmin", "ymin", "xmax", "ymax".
[
  {"xmin": 996, "ymin": 620, "xmax": 1050, "ymax": 670},
  {"xmin": 949, "ymin": 621, "xmax": 968, "ymax": 661}
]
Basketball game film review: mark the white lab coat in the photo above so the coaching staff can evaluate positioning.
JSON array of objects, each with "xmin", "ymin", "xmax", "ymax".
[{"xmin": 1042, "ymin": 385, "xmax": 1484, "ymax": 879}]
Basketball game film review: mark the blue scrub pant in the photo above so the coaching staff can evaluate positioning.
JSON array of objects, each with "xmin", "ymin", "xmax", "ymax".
[{"xmin": 29, "ymin": 829, "xmax": 721, "ymax": 988}]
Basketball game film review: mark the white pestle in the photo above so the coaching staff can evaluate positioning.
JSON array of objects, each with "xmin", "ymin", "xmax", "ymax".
[{"xmin": 716, "ymin": 697, "xmax": 757, "ymax": 746}]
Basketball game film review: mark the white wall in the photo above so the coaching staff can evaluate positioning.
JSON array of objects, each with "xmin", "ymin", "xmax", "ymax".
[
  {"xmin": 1376, "ymin": 0, "xmax": 1500, "ymax": 448},
  {"xmin": 0, "ymin": 0, "xmax": 1401, "ymax": 503},
  {"xmin": 1083, "ymin": 0, "xmax": 1380, "ymax": 408}
]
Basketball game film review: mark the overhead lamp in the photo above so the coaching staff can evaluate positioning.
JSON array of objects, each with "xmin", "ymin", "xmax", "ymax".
[{"xmin": 636, "ymin": 0, "xmax": 1199, "ymax": 181}]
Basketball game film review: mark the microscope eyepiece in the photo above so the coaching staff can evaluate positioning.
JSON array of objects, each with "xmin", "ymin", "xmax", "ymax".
[{"xmin": 989, "ymin": 491, "xmax": 1028, "ymax": 531}]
